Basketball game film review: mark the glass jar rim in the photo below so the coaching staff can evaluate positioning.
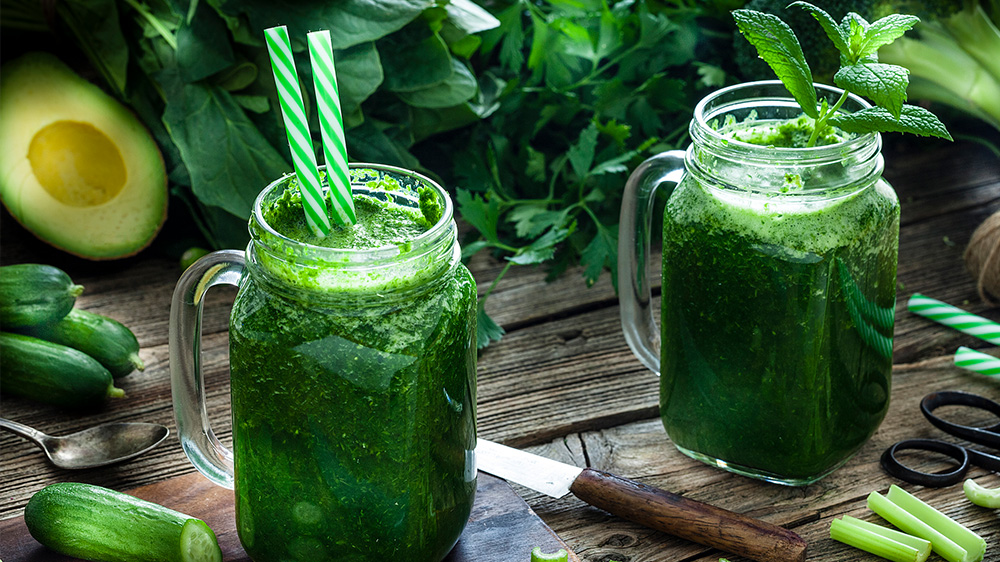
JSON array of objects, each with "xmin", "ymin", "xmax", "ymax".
[
  {"xmin": 251, "ymin": 162, "xmax": 454, "ymax": 263},
  {"xmin": 691, "ymin": 80, "xmax": 879, "ymax": 160}
]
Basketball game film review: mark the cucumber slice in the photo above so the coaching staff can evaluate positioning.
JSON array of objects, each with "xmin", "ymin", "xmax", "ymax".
[{"xmin": 180, "ymin": 519, "xmax": 223, "ymax": 562}]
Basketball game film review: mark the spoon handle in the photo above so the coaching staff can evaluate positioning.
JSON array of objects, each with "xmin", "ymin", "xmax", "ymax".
[{"xmin": 0, "ymin": 417, "xmax": 48, "ymax": 446}]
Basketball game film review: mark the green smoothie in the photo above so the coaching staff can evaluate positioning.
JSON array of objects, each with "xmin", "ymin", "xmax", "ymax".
[
  {"xmin": 229, "ymin": 179, "xmax": 477, "ymax": 561},
  {"xmin": 659, "ymin": 119, "xmax": 899, "ymax": 483}
]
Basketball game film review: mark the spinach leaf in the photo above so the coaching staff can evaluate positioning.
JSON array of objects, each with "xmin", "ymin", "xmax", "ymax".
[
  {"xmin": 176, "ymin": 0, "xmax": 235, "ymax": 83},
  {"xmin": 159, "ymin": 69, "xmax": 290, "ymax": 219},
  {"xmin": 209, "ymin": 0, "xmax": 433, "ymax": 49},
  {"xmin": 397, "ymin": 59, "xmax": 477, "ymax": 108}
]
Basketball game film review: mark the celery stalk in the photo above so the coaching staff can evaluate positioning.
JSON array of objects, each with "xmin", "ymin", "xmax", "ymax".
[
  {"xmin": 867, "ymin": 492, "xmax": 970, "ymax": 562},
  {"xmin": 531, "ymin": 547, "xmax": 568, "ymax": 562},
  {"xmin": 964, "ymin": 479, "xmax": 1000, "ymax": 509},
  {"xmin": 830, "ymin": 516, "xmax": 931, "ymax": 562},
  {"xmin": 880, "ymin": 25, "xmax": 1000, "ymax": 131},
  {"xmin": 886, "ymin": 485, "xmax": 986, "ymax": 562}
]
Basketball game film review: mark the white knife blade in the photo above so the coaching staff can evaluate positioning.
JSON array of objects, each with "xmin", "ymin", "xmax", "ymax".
[
  {"xmin": 475, "ymin": 438, "xmax": 581, "ymax": 498},
  {"xmin": 474, "ymin": 437, "xmax": 808, "ymax": 562}
]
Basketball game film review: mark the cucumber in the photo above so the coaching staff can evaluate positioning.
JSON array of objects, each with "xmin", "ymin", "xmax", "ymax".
[
  {"xmin": 0, "ymin": 332, "xmax": 123, "ymax": 406},
  {"xmin": 0, "ymin": 264, "xmax": 83, "ymax": 327},
  {"xmin": 25, "ymin": 482, "xmax": 222, "ymax": 562},
  {"xmin": 17, "ymin": 308, "xmax": 144, "ymax": 378}
]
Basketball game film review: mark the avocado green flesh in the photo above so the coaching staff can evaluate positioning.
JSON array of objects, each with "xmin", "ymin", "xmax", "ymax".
[{"xmin": 0, "ymin": 52, "xmax": 167, "ymax": 259}]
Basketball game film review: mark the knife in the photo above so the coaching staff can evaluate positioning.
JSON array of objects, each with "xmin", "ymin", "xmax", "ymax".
[{"xmin": 475, "ymin": 438, "xmax": 807, "ymax": 562}]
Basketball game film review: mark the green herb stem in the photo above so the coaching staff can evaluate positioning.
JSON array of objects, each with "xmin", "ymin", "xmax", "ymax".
[
  {"xmin": 807, "ymin": 89, "xmax": 850, "ymax": 147},
  {"xmin": 121, "ymin": 0, "xmax": 177, "ymax": 50}
]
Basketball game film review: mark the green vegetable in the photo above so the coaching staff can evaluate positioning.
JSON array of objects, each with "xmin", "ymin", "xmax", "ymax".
[
  {"xmin": 16, "ymin": 308, "xmax": 144, "ymax": 379},
  {"xmin": 733, "ymin": 1, "xmax": 952, "ymax": 146},
  {"xmin": 180, "ymin": 247, "xmax": 210, "ymax": 271},
  {"xmin": 868, "ymin": 485, "xmax": 986, "ymax": 562},
  {"xmin": 830, "ymin": 515, "xmax": 932, "ymax": 562},
  {"xmin": 0, "ymin": 332, "xmax": 124, "ymax": 406},
  {"xmin": 878, "ymin": 2, "xmax": 1000, "ymax": 132},
  {"xmin": 25, "ymin": 482, "xmax": 221, "ymax": 562},
  {"xmin": 531, "ymin": 547, "xmax": 569, "ymax": 562},
  {"xmin": 964, "ymin": 478, "xmax": 1000, "ymax": 508},
  {"xmin": 0, "ymin": 264, "xmax": 83, "ymax": 328},
  {"xmin": 439, "ymin": 1, "xmax": 738, "ymax": 346},
  {"xmin": 735, "ymin": 1, "xmax": 1000, "ymax": 133},
  {"xmin": 0, "ymin": 0, "xmax": 503, "ymax": 251}
]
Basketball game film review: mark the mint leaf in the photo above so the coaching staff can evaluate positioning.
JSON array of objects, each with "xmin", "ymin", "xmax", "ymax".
[
  {"xmin": 476, "ymin": 306, "xmax": 505, "ymax": 349},
  {"xmin": 789, "ymin": 2, "xmax": 848, "ymax": 57},
  {"xmin": 733, "ymin": 9, "xmax": 817, "ymax": 118},
  {"xmin": 828, "ymin": 105, "xmax": 953, "ymax": 140},
  {"xmin": 834, "ymin": 62, "xmax": 909, "ymax": 119},
  {"xmin": 855, "ymin": 14, "xmax": 919, "ymax": 61}
]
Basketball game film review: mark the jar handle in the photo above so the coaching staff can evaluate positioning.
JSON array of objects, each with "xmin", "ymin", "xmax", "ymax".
[
  {"xmin": 618, "ymin": 150, "xmax": 686, "ymax": 375},
  {"xmin": 169, "ymin": 249, "xmax": 245, "ymax": 489}
]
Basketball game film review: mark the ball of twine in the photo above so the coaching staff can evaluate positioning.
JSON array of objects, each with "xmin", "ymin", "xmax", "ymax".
[{"xmin": 965, "ymin": 209, "xmax": 1000, "ymax": 305}]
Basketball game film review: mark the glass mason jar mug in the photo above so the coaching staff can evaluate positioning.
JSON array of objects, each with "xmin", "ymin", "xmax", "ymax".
[
  {"xmin": 619, "ymin": 81, "xmax": 899, "ymax": 486},
  {"xmin": 170, "ymin": 164, "xmax": 478, "ymax": 561}
]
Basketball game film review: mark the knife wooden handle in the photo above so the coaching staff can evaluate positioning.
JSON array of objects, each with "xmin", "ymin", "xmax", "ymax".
[{"xmin": 569, "ymin": 468, "xmax": 807, "ymax": 562}]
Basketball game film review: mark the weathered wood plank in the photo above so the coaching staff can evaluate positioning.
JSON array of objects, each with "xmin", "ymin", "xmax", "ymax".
[{"xmin": 514, "ymin": 353, "xmax": 1000, "ymax": 562}]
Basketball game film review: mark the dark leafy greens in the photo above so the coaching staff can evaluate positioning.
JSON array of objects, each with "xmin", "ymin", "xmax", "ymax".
[{"xmin": 1, "ymin": 0, "xmax": 740, "ymax": 347}]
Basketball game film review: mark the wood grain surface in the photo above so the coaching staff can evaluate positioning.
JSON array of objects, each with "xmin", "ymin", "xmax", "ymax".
[
  {"xmin": 2, "ymin": 137, "xmax": 999, "ymax": 562},
  {"xmin": 0, "ymin": 472, "xmax": 578, "ymax": 562}
]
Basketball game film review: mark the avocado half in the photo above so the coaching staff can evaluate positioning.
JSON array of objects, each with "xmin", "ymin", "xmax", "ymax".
[{"xmin": 0, "ymin": 53, "xmax": 167, "ymax": 259}]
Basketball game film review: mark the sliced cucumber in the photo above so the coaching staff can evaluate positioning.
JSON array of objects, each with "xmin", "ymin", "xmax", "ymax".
[{"xmin": 24, "ymin": 482, "xmax": 222, "ymax": 562}]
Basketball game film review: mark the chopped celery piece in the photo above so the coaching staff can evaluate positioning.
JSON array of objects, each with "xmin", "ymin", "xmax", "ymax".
[
  {"xmin": 964, "ymin": 479, "xmax": 1000, "ymax": 509},
  {"xmin": 886, "ymin": 485, "xmax": 986, "ymax": 562},
  {"xmin": 531, "ymin": 547, "xmax": 568, "ymax": 562},
  {"xmin": 868, "ymin": 491, "xmax": 970, "ymax": 562},
  {"xmin": 830, "ymin": 516, "xmax": 931, "ymax": 562}
]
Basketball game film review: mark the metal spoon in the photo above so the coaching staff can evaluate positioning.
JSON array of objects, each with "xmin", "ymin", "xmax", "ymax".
[{"xmin": 0, "ymin": 418, "xmax": 169, "ymax": 469}]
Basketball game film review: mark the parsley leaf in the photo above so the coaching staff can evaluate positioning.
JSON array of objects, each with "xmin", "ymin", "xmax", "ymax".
[{"xmin": 476, "ymin": 306, "xmax": 505, "ymax": 350}]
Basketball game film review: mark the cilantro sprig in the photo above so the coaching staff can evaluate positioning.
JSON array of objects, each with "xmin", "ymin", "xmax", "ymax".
[{"xmin": 733, "ymin": 2, "xmax": 952, "ymax": 146}]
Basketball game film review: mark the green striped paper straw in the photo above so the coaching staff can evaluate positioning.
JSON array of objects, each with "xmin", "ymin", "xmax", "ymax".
[
  {"xmin": 307, "ymin": 30, "xmax": 356, "ymax": 226},
  {"xmin": 908, "ymin": 293, "xmax": 1000, "ymax": 345},
  {"xmin": 264, "ymin": 25, "xmax": 331, "ymax": 237},
  {"xmin": 954, "ymin": 346, "xmax": 1000, "ymax": 376}
]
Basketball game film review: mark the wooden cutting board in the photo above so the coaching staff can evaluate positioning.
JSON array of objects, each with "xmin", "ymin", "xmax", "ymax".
[{"xmin": 0, "ymin": 471, "xmax": 579, "ymax": 562}]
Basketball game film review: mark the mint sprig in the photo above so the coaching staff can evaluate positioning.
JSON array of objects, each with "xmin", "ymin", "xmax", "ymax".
[{"xmin": 733, "ymin": 2, "xmax": 952, "ymax": 146}]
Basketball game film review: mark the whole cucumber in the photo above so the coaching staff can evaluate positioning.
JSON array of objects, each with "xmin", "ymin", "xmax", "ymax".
[
  {"xmin": 18, "ymin": 308, "xmax": 144, "ymax": 378},
  {"xmin": 25, "ymin": 482, "xmax": 222, "ymax": 562},
  {"xmin": 0, "ymin": 264, "xmax": 83, "ymax": 328},
  {"xmin": 0, "ymin": 332, "xmax": 123, "ymax": 406}
]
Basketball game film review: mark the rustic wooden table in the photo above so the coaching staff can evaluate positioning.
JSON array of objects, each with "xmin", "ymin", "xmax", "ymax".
[{"xmin": 2, "ymin": 137, "xmax": 998, "ymax": 561}]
